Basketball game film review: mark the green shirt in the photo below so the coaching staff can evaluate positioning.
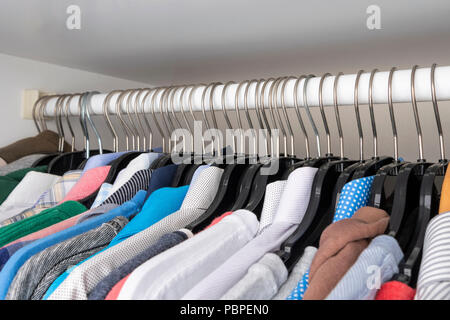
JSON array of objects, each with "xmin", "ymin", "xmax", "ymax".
[
  {"xmin": 0, "ymin": 201, "xmax": 86, "ymax": 247},
  {"xmin": 0, "ymin": 166, "xmax": 48, "ymax": 205}
]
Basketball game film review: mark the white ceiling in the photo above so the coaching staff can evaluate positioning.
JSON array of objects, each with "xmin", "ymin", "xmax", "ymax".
[{"xmin": 1, "ymin": 0, "xmax": 450, "ymax": 85}]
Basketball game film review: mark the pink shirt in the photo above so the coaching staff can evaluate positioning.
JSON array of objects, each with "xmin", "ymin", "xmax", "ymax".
[{"xmin": 61, "ymin": 166, "xmax": 111, "ymax": 202}]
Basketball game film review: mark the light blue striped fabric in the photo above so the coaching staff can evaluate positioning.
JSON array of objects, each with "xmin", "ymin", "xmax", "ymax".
[
  {"xmin": 90, "ymin": 183, "xmax": 113, "ymax": 209},
  {"xmin": 286, "ymin": 176, "xmax": 375, "ymax": 300},
  {"xmin": 326, "ymin": 235, "xmax": 403, "ymax": 300}
]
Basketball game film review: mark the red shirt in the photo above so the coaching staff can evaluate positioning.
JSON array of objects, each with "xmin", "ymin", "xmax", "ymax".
[{"xmin": 375, "ymin": 280, "xmax": 415, "ymax": 300}]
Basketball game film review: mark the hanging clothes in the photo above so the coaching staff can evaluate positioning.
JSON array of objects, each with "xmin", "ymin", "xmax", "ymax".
[
  {"xmin": 116, "ymin": 210, "xmax": 259, "ymax": 300},
  {"xmin": 0, "ymin": 171, "xmax": 59, "ymax": 223},
  {"xmin": 89, "ymin": 229, "xmax": 192, "ymax": 300},
  {"xmin": 144, "ymin": 164, "xmax": 179, "ymax": 200},
  {"xmin": 81, "ymin": 152, "xmax": 128, "ymax": 174},
  {"xmin": 61, "ymin": 166, "xmax": 111, "ymax": 203},
  {"xmin": 0, "ymin": 191, "xmax": 147, "ymax": 300},
  {"xmin": 0, "ymin": 166, "xmax": 47, "ymax": 205},
  {"xmin": 302, "ymin": 207, "xmax": 390, "ymax": 300},
  {"xmin": 0, "ymin": 170, "xmax": 82, "ymax": 227},
  {"xmin": 0, "ymin": 241, "xmax": 33, "ymax": 272},
  {"xmin": 325, "ymin": 235, "xmax": 403, "ymax": 300},
  {"xmin": 90, "ymin": 183, "xmax": 113, "ymax": 209},
  {"xmin": 0, "ymin": 155, "xmax": 46, "ymax": 176},
  {"xmin": 6, "ymin": 216, "xmax": 128, "ymax": 300},
  {"xmin": 286, "ymin": 176, "xmax": 376, "ymax": 300},
  {"xmin": 221, "ymin": 253, "xmax": 288, "ymax": 300},
  {"xmin": 44, "ymin": 166, "xmax": 223, "ymax": 300},
  {"xmin": 105, "ymin": 153, "xmax": 162, "ymax": 197},
  {"xmin": 101, "ymin": 169, "xmax": 152, "ymax": 206},
  {"xmin": 0, "ymin": 130, "xmax": 69, "ymax": 164},
  {"xmin": 272, "ymin": 246, "xmax": 317, "ymax": 300},
  {"xmin": 438, "ymin": 168, "xmax": 450, "ymax": 214},
  {"xmin": 415, "ymin": 211, "xmax": 450, "ymax": 300},
  {"xmin": 0, "ymin": 201, "xmax": 87, "ymax": 248},
  {"xmin": 182, "ymin": 166, "xmax": 318, "ymax": 300},
  {"xmin": 375, "ymin": 280, "xmax": 416, "ymax": 300},
  {"xmin": 107, "ymin": 185, "xmax": 189, "ymax": 247},
  {"xmin": 3, "ymin": 204, "xmax": 118, "ymax": 247}
]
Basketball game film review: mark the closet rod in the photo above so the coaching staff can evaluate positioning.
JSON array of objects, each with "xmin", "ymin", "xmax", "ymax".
[{"xmin": 42, "ymin": 65, "xmax": 450, "ymax": 117}]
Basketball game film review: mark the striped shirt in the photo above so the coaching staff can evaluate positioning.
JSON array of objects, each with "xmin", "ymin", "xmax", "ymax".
[
  {"xmin": 102, "ymin": 169, "xmax": 152, "ymax": 206},
  {"xmin": 415, "ymin": 211, "xmax": 450, "ymax": 300}
]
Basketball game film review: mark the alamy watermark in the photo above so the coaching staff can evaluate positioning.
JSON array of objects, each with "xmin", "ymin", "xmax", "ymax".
[
  {"xmin": 366, "ymin": 5, "xmax": 381, "ymax": 30},
  {"xmin": 169, "ymin": 121, "xmax": 280, "ymax": 175},
  {"xmin": 66, "ymin": 5, "xmax": 81, "ymax": 30},
  {"xmin": 366, "ymin": 265, "xmax": 382, "ymax": 290}
]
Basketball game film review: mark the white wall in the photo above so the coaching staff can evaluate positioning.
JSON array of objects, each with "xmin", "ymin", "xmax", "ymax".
[{"xmin": 0, "ymin": 52, "xmax": 149, "ymax": 150}]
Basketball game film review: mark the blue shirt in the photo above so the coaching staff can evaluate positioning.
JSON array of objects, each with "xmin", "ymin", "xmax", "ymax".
[
  {"xmin": 0, "ymin": 191, "xmax": 147, "ymax": 300},
  {"xmin": 145, "ymin": 164, "xmax": 178, "ymax": 201},
  {"xmin": 109, "ymin": 185, "xmax": 189, "ymax": 247},
  {"xmin": 82, "ymin": 152, "xmax": 128, "ymax": 173}
]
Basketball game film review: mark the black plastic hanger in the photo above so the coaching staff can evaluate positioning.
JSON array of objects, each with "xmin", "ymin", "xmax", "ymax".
[
  {"xmin": 281, "ymin": 74, "xmax": 342, "ymax": 178},
  {"xmin": 188, "ymin": 80, "xmax": 263, "ymax": 231},
  {"xmin": 243, "ymin": 76, "xmax": 305, "ymax": 215},
  {"xmin": 278, "ymin": 73, "xmax": 358, "ymax": 269},
  {"xmin": 387, "ymin": 65, "xmax": 433, "ymax": 253},
  {"xmin": 344, "ymin": 70, "xmax": 395, "ymax": 180},
  {"xmin": 233, "ymin": 78, "xmax": 296, "ymax": 212},
  {"xmin": 369, "ymin": 67, "xmax": 408, "ymax": 211},
  {"xmin": 169, "ymin": 84, "xmax": 210, "ymax": 183},
  {"xmin": 393, "ymin": 63, "xmax": 449, "ymax": 287}
]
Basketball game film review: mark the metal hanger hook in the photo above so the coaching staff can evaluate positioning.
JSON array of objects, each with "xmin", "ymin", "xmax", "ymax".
[
  {"xmin": 354, "ymin": 70, "xmax": 365, "ymax": 161},
  {"xmin": 431, "ymin": 63, "xmax": 446, "ymax": 161},
  {"xmin": 303, "ymin": 74, "xmax": 321, "ymax": 157},
  {"xmin": 411, "ymin": 65, "xmax": 425, "ymax": 161},
  {"xmin": 388, "ymin": 67, "xmax": 399, "ymax": 162},
  {"xmin": 333, "ymin": 72, "xmax": 345, "ymax": 159},
  {"xmin": 368, "ymin": 68, "xmax": 379, "ymax": 158},
  {"xmin": 319, "ymin": 73, "xmax": 333, "ymax": 156}
]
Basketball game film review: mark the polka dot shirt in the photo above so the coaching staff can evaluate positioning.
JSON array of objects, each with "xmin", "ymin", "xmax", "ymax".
[{"xmin": 286, "ymin": 176, "xmax": 375, "ymax": 300}]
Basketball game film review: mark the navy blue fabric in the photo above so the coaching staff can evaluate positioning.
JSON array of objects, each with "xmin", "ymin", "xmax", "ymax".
[
  {"xmin": 145, "ymin": 164, "xmax": 178, "ymax": 201},
  {"xmin": 0, "ymin": 240, "xmax": 34, "ymax": 272}
]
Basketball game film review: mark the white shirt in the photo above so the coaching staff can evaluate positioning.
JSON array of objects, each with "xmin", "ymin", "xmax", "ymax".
[
  {"xmin": 0, "ymin": 171, "xmax": 59, "ymax": 222},
  {"xmin": 118, "ymin": 209, "xmax": 259, "ymax": 300},
  {"xmin": 182, "ymin": 166, "xmax": 318, "ymax": 300},
  {"xmin": 46, "ymin": 166, "xmax": 224, "ymax": 300},
  {"xmin": 257, "ymin": 180, "xmax": 286, "ymax": 234},
  {"xmin": 221, "ymin": 253, "xmax": 288, "ymax": 300},
  {"xmin": 116, "ymin": 179, "xmax": 286, "ymax": 300}
]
